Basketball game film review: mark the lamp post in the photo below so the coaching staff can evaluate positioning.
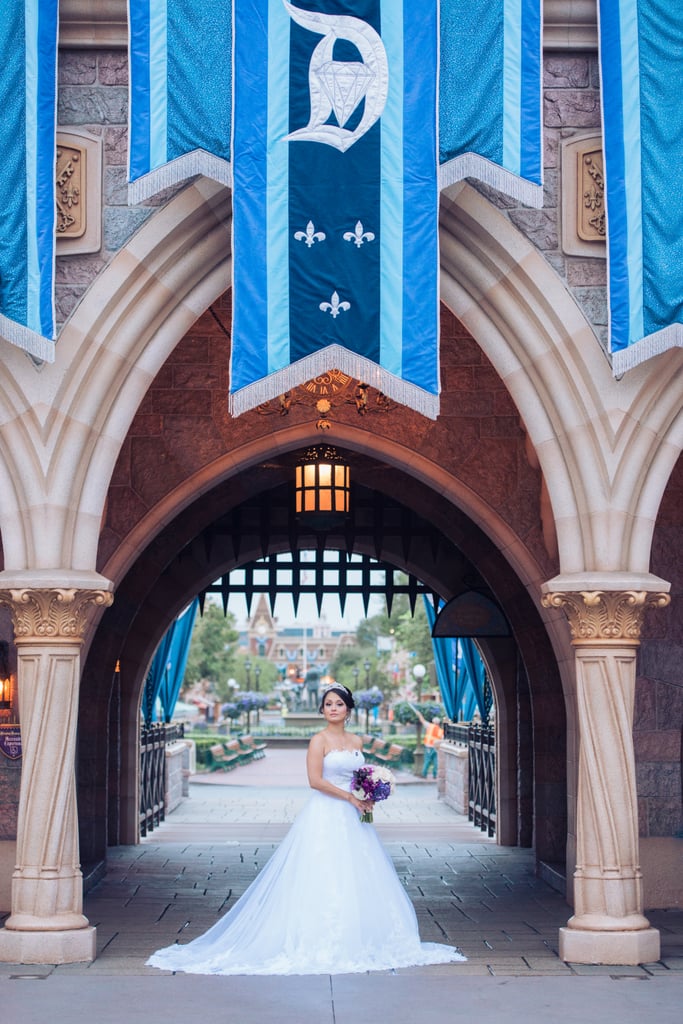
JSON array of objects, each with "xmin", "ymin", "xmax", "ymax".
[
  {"xmin": 254, "ymin": 666, "xmax": 262, "ymax": 722},
  {"xmin": 413, "ymin": 662, "xmax": 426, "ymax": 702},
  {"xmin": 364, "ymin": 659, "xmax": 371, "ymax": 686},
  {"xmin": 412, "ymin": 663, "xmax": 427, "ymax": 774},
  {"xmin": 244, "ymin": 658, "xmax": 252, "ymax": 689}
]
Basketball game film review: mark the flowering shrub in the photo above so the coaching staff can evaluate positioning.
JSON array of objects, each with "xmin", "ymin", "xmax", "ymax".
[
  {"xmin": 220, "ymin": 702, "xmax": 241, "ymax": 721},
  {"xmin": 355, "ymin": 687, "xmax": 384, "ymax": 730},
  {"xmin": 392, "ymin": 700, "xmax": 442, "ymax": 725},
  {"xmin": 235, "ymin": 691, "xmax": 269, "ymax": 728}
]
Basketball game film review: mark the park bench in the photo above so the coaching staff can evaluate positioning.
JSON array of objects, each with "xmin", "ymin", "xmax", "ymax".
[
  {"xmin": 361, "ymin": 734, "xmax": 376, "ymax": 755},
  {"xmin": 224, "ymin": 738, "xmax": 254, "ymax": 765},
  {"xmin": 364, "ymin": 738, "xmax": 390, "ymax": 763},
  {"xmin": 207, "ymin": 743, "xmax": 242, "ymax": 772},
  {"xmin": 373, "ymin": 743, "xmax": 404, "ymax": 769},
  {"xmin": 238, "ymin": 734, "xmax": 267, "ymax": 760}
]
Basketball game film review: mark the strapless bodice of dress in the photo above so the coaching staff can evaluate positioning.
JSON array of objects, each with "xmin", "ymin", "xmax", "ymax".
[{"xmin": 321, "ymin": 747, "xmax": 364, "ymax": 789}]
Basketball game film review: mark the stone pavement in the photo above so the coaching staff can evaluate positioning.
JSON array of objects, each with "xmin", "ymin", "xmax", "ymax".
[{"xmin": 1, "ymin": 749, "xmax": 681, "ymax": 1022}]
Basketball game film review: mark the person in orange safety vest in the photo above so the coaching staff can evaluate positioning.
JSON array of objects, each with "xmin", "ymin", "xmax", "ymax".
[{"xmin": 412, "ymin": 705, "xmax": 444, "ymax": 779}]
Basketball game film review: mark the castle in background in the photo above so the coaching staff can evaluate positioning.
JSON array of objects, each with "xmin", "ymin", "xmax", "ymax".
[{"xmin": 242, "ymin": 595, "xmax": 357, "ymax": 686}]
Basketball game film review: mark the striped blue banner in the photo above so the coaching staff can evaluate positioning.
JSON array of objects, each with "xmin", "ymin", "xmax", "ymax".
[
  {"xmin": 598, "ymin": 0, "xmax": 683, "ymax": 372},
  {"xmin": 128, "ymin": 0, "xmax": 233, "ymax": 202},
  {"xmin": 230, "ymin": 0, "xmax": 439, "ymax": 417},
  {"xmin": 0, "ymin": 0, "xmax": 58, "ymax": 361},
  {"xmin": 439, "ymin": 0, "xmax": 542, "ymax": 205}
]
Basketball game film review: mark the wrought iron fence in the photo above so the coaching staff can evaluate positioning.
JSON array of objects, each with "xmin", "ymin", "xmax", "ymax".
[
  {"xmin": 468, "ymin": 723, "xmax": 496, "ymax": 836},
  {"xmin": 443, "ymin": 721, "xmax": 469, "ymax": 745},
  {"xmin": 443, "ymin": 720, "xmax": 496, "ymax": 837},
  {"xmin": 139, "ymin": 722, "xmax": 184, "ymax": 837}
]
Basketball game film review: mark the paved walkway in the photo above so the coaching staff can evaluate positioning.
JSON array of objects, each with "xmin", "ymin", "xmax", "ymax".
[{"xmin": 1, "ymin": 749, "xmax": 681, "ymax": 1022}]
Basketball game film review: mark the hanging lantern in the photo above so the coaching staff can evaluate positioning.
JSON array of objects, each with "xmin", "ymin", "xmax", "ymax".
[
  {"xmin": 0, "ymin": 642, "xmax": 12, "ymax": 712},
  {"xmin": 295, "ymin": 446, "xmax": 350, "ymax": 527},
  {"xmin": 0, "ymin": 675, "xmax": 11, "ymax": 712}
]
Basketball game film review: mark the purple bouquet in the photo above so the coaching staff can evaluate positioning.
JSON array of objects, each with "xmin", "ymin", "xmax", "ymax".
[{"xmin": 351, "ymin": 765, "xmax": 396, "ymax": 823}]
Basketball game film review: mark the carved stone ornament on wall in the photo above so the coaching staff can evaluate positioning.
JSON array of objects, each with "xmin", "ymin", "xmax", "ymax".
[
  {"xmin": 0, "ymin": 589, "xmax": 113, "ymax": 642},
  {"xmin": 55, "ymin": 129, "xmax": 103, "ymax": 256},
  {"xmin": 577, "ymin": 148, "xmax": 605, "ymax": 241},
  {"xmin": 541, "ymin": 590, "xmax": 670, "ymax": 645},
  {"xmin": 256, "ymin": 371, "xmax": 397, "ymax": 430},
  {"xmin": 561, "ymin": 133, "xmax": 607, "ymax": 258},
  {"xmin": 56, "ymin": 142, "xmax": 85, "ymax": 238}
]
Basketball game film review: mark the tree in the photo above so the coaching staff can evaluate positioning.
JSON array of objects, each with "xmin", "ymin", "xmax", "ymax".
[
  {"xmin": 183, "ymin": 603, "xmax": 239, "ymax": 699},
  {"xmin": 356, "ymin": 587, "xmax": 432, "ymax": 663},
  {"xmin": 392, "ymin": 600, "xmax": 432, "ymax": 666},
  {"xmin": 328, "ymin": 644, "xmax": 376, "ymax": 689},
  {"xmin": 230, "ymin": 654, "xmax": 281, "ymax": 694},
  {"xmin": 393, "ymin": 699, "xmax": 443, "ymax": 745}
]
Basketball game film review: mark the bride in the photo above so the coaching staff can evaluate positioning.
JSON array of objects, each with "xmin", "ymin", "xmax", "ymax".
[{"xmin": 147, "ymin": 683, "xmax": 466, "ymax": 975}]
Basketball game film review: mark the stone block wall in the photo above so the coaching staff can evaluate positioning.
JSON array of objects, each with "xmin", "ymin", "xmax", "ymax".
[
  {"xmin": 164, "ymin": 741, "xmax": 190, "ymax": 815},
  {"xmin": 440, "ymin": 742, "xmax": 469, "ymax": 816},
  {"xmin": 638, "ymin": 454, "xmax": 683, "ymax": 840},
  {"xmin": 471, "ymin": 51, "xmax": 607, "ymax": 350},
  {"xmin": 55, "ymin": 49, "xmax": 177, "ymax": 328}
]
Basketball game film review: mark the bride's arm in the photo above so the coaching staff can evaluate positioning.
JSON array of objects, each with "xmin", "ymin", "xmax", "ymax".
[{"xmin": 306, "ymin": 734, "xmax": 370, "ymax": 813}]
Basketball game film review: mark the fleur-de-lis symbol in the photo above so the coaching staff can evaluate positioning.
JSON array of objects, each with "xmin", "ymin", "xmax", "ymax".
[
  {"xmin": 343, "ymin": 220, "xmax": 375, "ymax": 248},
  {"xmin": 294, "ymin": 221, "xmax": 326, "ymax": 247},
  {"xmin": 319, "ymin": 291, "xmax": 351, "ymax": 318}
]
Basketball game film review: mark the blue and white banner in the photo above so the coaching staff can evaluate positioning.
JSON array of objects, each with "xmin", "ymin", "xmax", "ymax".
[
  {"xmin": 230, "ymin": 0, "xmax": 440, "ymax": 418},
  {"xmin": 128, "ymin": 0, "xmax": 233, "ymax": 203},
  {"xmin": 438, "ymin": 0, "xmax": 543, "ymax": 206},
  {"xmin": 598, "ymin": 0, "xmax": 683, "ymax": 373},
  {"xmin": 127, "ymin": 0, "xmax": 543, "ymax": 416},
  {"xmin": 0, "ymin": 0, "xmax": 58, "ymax": 362}
]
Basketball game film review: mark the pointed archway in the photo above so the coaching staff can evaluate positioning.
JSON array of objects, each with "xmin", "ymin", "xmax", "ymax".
[{"xmin": 80, "ymin": 455, "xmax": 565, "ymax": 886}]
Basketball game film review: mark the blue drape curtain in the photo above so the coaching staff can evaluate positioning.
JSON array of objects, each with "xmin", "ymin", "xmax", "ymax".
[
  {"xmin": 423, "ymin": 597, "xmax": 456, "ymax": 719},
  {"xmin": 143, "ymin": 599, "xmax": 199, "ymax": 723},
  {"xmin": 423, "ymin": 596, "xmax": 488, "ymax": 721},
  {"xmin": 458, "ymin": 637, "xmax": 487, "ymax": 721}
]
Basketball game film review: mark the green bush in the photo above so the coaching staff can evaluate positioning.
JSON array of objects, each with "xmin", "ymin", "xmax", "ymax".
[
  {"xmin": 187, "ymin": 734, "xmax": 223, "ymax": 768},
  {"xmin": 392, "ymin": 700, "xmax": 443, "ymax": 725}
]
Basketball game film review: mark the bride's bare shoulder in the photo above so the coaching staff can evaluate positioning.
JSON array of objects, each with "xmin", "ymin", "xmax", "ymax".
[{"xmin": 308, "ymin": 730, "xmax": 327, "ymax": 752}]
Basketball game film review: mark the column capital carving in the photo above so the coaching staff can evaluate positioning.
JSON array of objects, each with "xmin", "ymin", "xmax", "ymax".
[
  {"xmin": 0, "ymin": 588, "xmax": 113, "ymax": 642},
  {"xmin": 541, "ymin": 589, "xmax": 670, "ymax": 645}
]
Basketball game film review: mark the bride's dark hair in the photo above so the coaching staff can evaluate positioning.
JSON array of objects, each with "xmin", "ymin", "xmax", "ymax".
[{"xmin": 318, "ymin": 684, "xmax": 355, "ymax": 713}]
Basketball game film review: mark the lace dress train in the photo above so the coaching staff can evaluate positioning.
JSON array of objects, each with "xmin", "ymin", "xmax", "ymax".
[{"xmin": 147, "ymin": 749, "xmax": 466, "ymax": 975}]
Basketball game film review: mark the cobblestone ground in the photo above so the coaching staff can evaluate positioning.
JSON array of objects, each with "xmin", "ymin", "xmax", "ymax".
[{"xmin": 1, "ymin": 757, "xmax": 682, "ymax": 983}]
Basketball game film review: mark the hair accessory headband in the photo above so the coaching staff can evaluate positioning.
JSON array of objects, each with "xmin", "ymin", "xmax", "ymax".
[{"xmin": 321, "ymin": 682, "xmax": 350, "ymax": 696}]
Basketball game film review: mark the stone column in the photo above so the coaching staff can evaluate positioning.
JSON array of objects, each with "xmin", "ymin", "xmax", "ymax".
[
  {"xmin": 0, "ymin": 588, "xmax": 113, "ymax": 964},
  {"xmin": 542, "ymin": 589, "xmax": 670, "ymax": 965}
]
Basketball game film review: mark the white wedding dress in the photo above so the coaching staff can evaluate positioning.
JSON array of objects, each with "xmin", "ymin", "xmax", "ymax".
[{"xmin": 147, "ymin": 749, "xmax": 465, "ymax": 975}]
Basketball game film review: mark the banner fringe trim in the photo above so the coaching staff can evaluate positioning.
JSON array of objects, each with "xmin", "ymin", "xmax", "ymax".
[
  {"xmin": 439, "ymin": 154, "xmax": 543, "ymax": 208},
  {"xmin": 128, "ymin": 151, "xmax": 232, "ymax": 204},
  {"xmin": 0, "ymin": 314, "xmax": 55, "ymax": 363},
  {"xmin": 611, "ymin": 323, "xmax": 683, "ymax": 375},
  {"xmin": 229, "ymin": 345, "xmax": 439, "ymax": 420}
]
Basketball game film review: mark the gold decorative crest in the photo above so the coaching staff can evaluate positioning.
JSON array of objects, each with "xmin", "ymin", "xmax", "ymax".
[
  {"xmin": 577, "ymin": 147, "xmax": 605, "ymax": 241},
  {"xmin": 56, "ymin": 143, "xmax": 85, "ymax": 238}
]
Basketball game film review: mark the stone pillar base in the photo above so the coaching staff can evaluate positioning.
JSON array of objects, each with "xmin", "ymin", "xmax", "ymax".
[
  {"xmin": 0, "ymin": 925, "xmax": 96, "ymax": 965},
  {"xmin": 559, "ymin": 924, "xmax": 660, "ymax": 965}
]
